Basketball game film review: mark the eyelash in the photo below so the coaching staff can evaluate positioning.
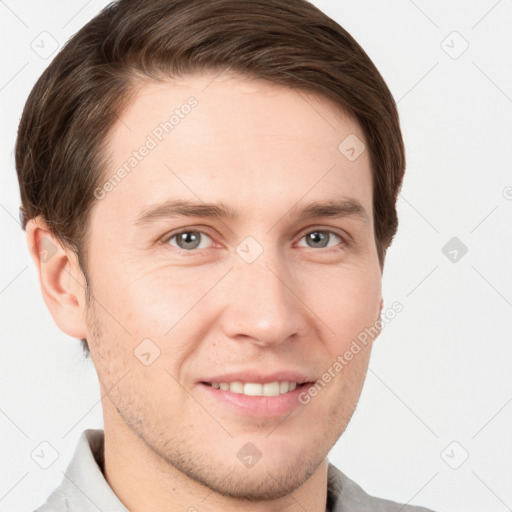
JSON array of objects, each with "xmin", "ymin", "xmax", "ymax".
[{"xmin": 161, "ymin": 227, "xmax": 348, "ymax": 255}]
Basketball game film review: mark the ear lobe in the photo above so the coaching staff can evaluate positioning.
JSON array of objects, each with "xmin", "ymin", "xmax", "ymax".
[{"xmin": 25, "ymin": 217, "xmax": 88, "ymax": 339}]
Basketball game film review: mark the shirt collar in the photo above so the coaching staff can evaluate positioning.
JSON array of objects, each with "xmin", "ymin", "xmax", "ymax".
[{"xmin": 57, "ymin": 429, "xmax": 128, "ymax": 511}]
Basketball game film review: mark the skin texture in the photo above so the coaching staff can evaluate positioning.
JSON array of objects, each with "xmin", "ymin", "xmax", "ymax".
[{"xmin": 27, "ymin": 72, "xmax": 384, "ymax": 512}]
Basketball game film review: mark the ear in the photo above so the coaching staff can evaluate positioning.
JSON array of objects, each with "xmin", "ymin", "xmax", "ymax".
[
  {"xmin": 370, "ymin": 297, "xmax": 385, "ymax": 343},
  {"xmin": 25, "ymin": 217, "xmax": 88, "ymax": 339}
]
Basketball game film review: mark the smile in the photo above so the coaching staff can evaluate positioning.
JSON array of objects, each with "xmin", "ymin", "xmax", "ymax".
[{"xmin": 203, "ymin": 381, "xmax": 300, "ymax": 397}]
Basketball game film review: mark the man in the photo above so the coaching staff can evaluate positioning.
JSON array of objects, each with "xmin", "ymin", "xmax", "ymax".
[{"xmin": 16, "ymin": 0, "xmax": 436, "ymax": 510}]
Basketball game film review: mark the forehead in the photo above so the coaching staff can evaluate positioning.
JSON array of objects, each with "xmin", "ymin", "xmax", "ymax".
[{"xmin": 91, "ymin": 73, "xmax": 373, "ymax": 231}]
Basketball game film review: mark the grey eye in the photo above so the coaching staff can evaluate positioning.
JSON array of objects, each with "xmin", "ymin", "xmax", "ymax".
[
  {"xmin": 167, "ymin": 231, "xmax": 212, "ymax": 251},
  {"xmin": 299, "ymin": 230, "xmax": 342, "ymax": 249}
]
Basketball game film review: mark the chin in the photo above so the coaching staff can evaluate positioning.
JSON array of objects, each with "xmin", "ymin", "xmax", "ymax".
[{"xmin": 182, "ymin": 454, "xmax": 325, "ymax": 501}]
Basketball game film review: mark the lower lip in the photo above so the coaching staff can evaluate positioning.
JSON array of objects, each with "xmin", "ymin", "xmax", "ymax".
[{"xmin": 197, "ymin": 383, "xmax": 312, "ymax": 417}]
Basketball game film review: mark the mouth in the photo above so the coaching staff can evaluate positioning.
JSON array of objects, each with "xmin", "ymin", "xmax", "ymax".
[
  {"xmin": 200, "ymin": 380, "xmax": 310, "ymax": 397},
  {"xmin": 201, "ymin": 380, "xmax": 313, "ymax": 397},
  {"xmin": 197, "ymin": 379, "xmax": 315, "ymax": 417}
]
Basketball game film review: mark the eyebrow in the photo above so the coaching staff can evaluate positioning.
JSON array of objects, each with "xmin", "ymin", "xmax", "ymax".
[{"xmin": 134, "ymin": 197, "xmax": 369, "ymax": 226}]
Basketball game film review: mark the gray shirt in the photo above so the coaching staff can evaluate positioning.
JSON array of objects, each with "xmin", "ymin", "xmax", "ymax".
[{"xmin": 34, "ymin": 429, "xmax": 436, "ymax": 512}]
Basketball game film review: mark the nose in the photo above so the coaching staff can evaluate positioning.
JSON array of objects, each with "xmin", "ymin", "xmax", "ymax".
[{"xmin": 219, "ymin": 253, "xmax": 309, "ymax": 348}]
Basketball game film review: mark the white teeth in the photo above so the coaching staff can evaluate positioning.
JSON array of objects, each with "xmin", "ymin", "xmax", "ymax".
[
  {"xmin": 263, "ymin": 382, "xmax": 280, "ymax": 396},
  {"xmin": 230, "ymin": 381, "xmax": 244, "ymax": 394},
  {"xmin": 209, "ymin": 380, "xmax": 301, "ymax": 396},
  {"xmin": 244, "ymin": 383, "xmax": 263, "ymax": 396}
]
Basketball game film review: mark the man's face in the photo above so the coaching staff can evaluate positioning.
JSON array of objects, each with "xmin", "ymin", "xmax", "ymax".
[{"xmin": 83, "ymin": 72, "xmax": 382, "ymax": 499}]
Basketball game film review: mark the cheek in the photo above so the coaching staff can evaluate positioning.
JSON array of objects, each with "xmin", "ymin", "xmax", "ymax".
[
  {"xmin": 306, "ymin": 265, "xmax": 381, "ymax": 348},
  {"xmin": 92, "ymin": 262, "xmax": 197, "ymax": 333},
  {"xmin": 86, "ymin": 263, "xmax": 219, "ymax": 381}
]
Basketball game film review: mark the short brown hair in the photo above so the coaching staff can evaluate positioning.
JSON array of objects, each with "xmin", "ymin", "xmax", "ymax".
[{"xmin": 16, "ymin": 0, "xmax": 406, "ymax": 356}]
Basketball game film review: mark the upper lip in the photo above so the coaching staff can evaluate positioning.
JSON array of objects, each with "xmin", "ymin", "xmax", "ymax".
[{"xmin": 199, "ymin": 370, "xmax": 317, "ymax": 384}]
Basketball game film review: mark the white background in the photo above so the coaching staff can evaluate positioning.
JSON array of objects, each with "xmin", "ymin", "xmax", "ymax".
[{"xmin": 1, "ymin": 1, "xmax": 511, "ymax": 511}]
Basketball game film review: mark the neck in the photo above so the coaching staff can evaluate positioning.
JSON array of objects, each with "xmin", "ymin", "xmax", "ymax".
[{"xmin": 102, "ymin": 417, "xmax": 329, "ymax": 512}]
